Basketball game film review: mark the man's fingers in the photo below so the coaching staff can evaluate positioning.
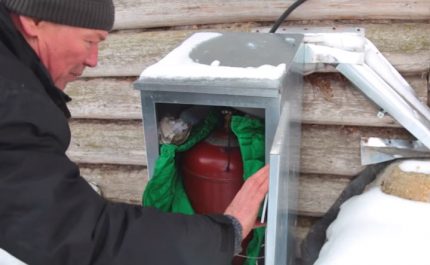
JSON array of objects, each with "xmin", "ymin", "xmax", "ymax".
[
  {"xmin": 242, "ymin": 165, "xmax": 269, "ymax": 197},
  {"xmin": 224, "ymin": 165, "xmax": 270, "ymax": 239}
]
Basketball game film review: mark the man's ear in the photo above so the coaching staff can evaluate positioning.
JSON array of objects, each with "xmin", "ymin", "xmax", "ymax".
[{"xmin": 14, "ymin": 15, "xmax": 40, "ymax": 38}]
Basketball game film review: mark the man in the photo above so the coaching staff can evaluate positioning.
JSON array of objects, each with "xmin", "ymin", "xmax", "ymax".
[{"xmin": 0, "ymin": 0, "xmax": 269, "ymax": 264}]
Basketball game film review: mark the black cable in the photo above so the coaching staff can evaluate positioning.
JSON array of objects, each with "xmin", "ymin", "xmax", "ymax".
[{"xmin": 269, "ymin": 0, "xmax": 307, "ymax": 33}]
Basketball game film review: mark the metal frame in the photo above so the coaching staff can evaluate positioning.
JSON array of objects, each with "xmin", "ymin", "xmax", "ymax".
[
  {"xmin": 140, "ymin": 91, "xmax": 282, "ymax": 177},
  {"xmin": 273, "ymin": 27, "xmax": 430, "ymax": 165},
  {"xmin": 135, "ymin": 32, "xmax": 304, "ymax": 265},
  {"xmin": 361, "ymin": 137, "xmax": 430, "ymax": 165}
]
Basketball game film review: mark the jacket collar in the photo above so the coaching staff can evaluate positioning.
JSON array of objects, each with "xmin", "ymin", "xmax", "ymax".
[{"xmin": 0, "ymin": 3, "xmax": 72, "ymax": 118}]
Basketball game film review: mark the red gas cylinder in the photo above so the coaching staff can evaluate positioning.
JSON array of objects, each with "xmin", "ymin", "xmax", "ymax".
[
  {"xmin": 182, "ymin": 126, "xmax": 252, "ymax": 265},
  {"xmin": 181, "ymin": 128, "xmax": 244, "ymax": 214}
]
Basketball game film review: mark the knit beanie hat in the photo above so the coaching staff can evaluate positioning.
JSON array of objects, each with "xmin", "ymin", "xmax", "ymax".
[{"xmin": 1, "ymin": 0, "xmax": 114, "ymax": 31}]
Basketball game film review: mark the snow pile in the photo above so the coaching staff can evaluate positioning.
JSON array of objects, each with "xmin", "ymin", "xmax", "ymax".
[
  {"xmin": 140, "ymin": 32, "xmax": 286, "ymax": 81},
  {"xmin": 315, "ymin": 160, "xmax": 430, "ymax": 265},
  {"xmin": 0, "ymin": 249, "xmax": 27, "ymax": 265},
  {"xmin": 399, "ymin": 160, "xmax": 430, "ymax": 174}
]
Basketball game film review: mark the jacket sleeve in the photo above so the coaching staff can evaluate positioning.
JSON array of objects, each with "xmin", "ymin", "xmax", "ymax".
[{"xmin": 0, "ymin": 79, "xmax": 235, "ymax": 265}]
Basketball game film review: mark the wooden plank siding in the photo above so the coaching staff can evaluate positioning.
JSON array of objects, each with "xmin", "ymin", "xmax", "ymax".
[
  {"xmin": 79, "ymin": 163, "xmax": 348, "ymax": 217},
  {"xmin": 112, "ymin": 0, "xmax": 430, "ymax": 30},
  {"xmin": 80, "ymin": 164, "xmax": 148, "ymax": 205},
  {"xmin": 83, "ymin": 22, "xmax": 430, "ymax": 77},
  {"xmin": 68, "ymin": 121, "xmax": 413, "ymax": 176},
  {"xmin": 65, "ymin": 0, "xmax": 430, "ymax": 256},
  {"xmin": 67, "ymin": 75, "xmax": 428, "ymax": 126},
  {"xmin": 79, "ymin": 163, "xmax": 333, "ymax": 253}
]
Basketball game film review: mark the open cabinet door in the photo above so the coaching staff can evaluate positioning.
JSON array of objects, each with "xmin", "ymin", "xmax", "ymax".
[{"xmin": 265, "ymin": 102, "xmax": 301, "ymax": 265}]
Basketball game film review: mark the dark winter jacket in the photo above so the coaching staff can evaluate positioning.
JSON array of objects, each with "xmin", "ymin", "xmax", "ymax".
[{"xmin": 0, "ymin": 4, "xmax": 235, "ymax": 265}]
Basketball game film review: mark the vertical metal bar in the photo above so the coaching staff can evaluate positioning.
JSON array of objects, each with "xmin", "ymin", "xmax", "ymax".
[
  {"xmin": 266, "ymin": 103, "xmax": 295, "ymax": 265},
  {"xmin": 140, "ymin": 92, "xmax": 159, "ymax": 177},
  {"xmin": 265, "ymin": 154, "xmax": 281, "ymax": 265}
]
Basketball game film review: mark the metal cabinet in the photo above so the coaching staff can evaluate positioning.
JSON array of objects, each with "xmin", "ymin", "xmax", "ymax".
[{"xmin": 134, "ymin": 32, "xmax": 304, "ymax": 265}]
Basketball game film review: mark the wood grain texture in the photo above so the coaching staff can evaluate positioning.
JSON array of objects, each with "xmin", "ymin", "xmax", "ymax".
[
  {"xmin": 81, "ymin": 22, "xmax": 430, "ymax": 77},
  {"xmin": 79, "ymin": 163, "xmax": 349, "ymax": 216},
  {"xmin": 68, "ymin": 120, "xmax": 146, "ymax": 166},
  {"xmin": 112, "ymin": 0, "xmax": 430, "ymax": 29},
  {"xmin": 298, "ymin": 174, "xmax": 349, "ymax": 216},
  {"xmin": 66, "ymin": 74, "xmax": 428, "ymax": 127},
  {"xmin": 67, "ymin": 77, "xmax": 142, "ymax": 120},
  {"xmin": 302, "ymin": 74, "xmax": 428, "ymax": 127},
  {"xmin": 68, "ymin": 120, "xmax": 413, "ymax": 176},
  {"xmin": 80, "ymin": 164, "xmax": 148, "ymax": 204}
]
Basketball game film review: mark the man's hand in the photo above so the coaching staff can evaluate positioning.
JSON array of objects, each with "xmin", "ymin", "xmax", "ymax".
[{"xmin": 224, "ymin": 165, "xmax": 269, "ymax": 239}]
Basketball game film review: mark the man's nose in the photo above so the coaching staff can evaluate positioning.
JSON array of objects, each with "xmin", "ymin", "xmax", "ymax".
[{"xmin": 85, "ymin": 45, "xmax": 99, "ymax": 68}]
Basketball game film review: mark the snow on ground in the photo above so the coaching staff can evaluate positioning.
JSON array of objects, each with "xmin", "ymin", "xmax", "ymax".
[
  {"xmin": 399, "ymin": 160, "xmax": 430, "ymax": 174},
  {"xmin": 315, "ymin": 160, "xmax": 430, "ymax": 265},
  {"xmin": 0, "ymin": 249, "xmax": 27, "ymax": 265}
]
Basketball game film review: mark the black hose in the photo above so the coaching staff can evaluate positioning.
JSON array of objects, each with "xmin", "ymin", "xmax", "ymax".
[{"xmin": 269, "ymin": 0, "xmax": 307, "ymax": 33}]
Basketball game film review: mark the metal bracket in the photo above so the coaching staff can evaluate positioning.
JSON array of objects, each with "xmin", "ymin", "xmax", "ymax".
[
  {"xmin": 280, "ymin": 27, "xmax": 430, "ymax": 155},
  {"xmin": 361, "ymin": 137, "xmax": 430, "ymax": 165}
]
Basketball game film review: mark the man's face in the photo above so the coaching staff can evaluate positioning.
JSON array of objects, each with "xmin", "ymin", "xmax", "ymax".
[{"xmin": 35, "ymin": 22, "xmax": 108, "ymax": 90}]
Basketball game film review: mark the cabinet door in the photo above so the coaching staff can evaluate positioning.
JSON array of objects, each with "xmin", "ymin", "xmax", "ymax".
[{"xmin": 265, "ymin": 102, "xmax": 301, "ymax": 265}]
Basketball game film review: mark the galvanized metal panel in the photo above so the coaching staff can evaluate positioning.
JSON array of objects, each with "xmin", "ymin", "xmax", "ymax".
[
  {"xmin": 266, "ymin": 65, "xmax": 303, "ymax": 265},
  {"xmin": 135, "ymin": 32, "xmax": 303, "ymax": 97},
  {"xmin": 135, "ymin": 32, "xmax": 304, "ymax": 264}
]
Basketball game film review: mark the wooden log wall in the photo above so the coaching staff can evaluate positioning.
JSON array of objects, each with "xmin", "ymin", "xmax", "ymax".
[{"xmin": 66, "ymin": 0, "xmax": 430, "ymax": 258}]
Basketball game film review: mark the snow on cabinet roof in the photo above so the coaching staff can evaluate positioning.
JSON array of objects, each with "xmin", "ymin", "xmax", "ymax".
[{"xmin": 139, "ymin": 32, "xmax": 291, "ymax": 81}]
